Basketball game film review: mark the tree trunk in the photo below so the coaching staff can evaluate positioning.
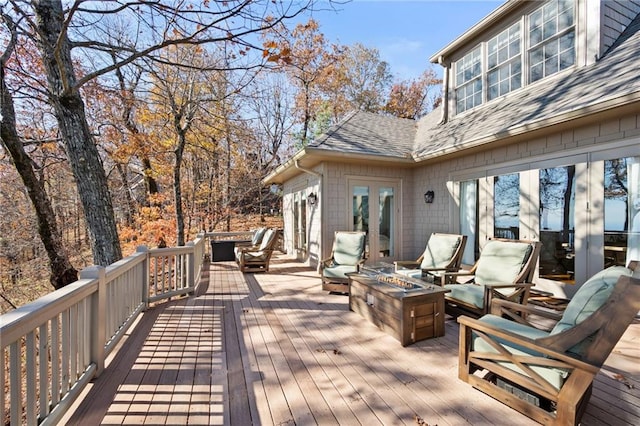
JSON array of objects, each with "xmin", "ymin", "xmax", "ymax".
[
  {"xmin": 174, "ymin": 132, "xmax": 186, "ymax": 246},
  {"xmin": 1, "ymin": 62, "xmax": 79, "ymax": 289},
  {"xmin": 33, "ymin": 0, "xmax": 122, "ymax": 266}
]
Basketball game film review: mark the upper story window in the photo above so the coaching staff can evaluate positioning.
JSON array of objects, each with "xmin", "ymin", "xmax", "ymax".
[
  {"xmin": 453, "ymin": 0, "xmax": 575, "ymax": 114},
  {"xmin": 529, "ymin": 0, "xmax": 575, "ymax": 82},
  {"xmin": 487, "ymin": 22, "xmax": 521, "ymax": 101},
  {"xmin": 455, "ymin": 46, "xmax": 483, "ymax": 113}
]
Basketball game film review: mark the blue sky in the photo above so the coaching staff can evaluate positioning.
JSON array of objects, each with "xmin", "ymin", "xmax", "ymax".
[{"xmin": 305, "ymin": 0, "xmax": 504, "ymax": 80}]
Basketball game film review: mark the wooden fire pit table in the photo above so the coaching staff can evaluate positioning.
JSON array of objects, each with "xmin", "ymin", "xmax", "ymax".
[{"xmin": 348, "ymin": 264, "xmax": 450, "ymax": 346}]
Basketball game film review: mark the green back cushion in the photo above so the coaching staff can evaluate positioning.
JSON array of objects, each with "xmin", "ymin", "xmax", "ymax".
[
  {"xmin": 550, "ymin": 266, "xmax": 632, "ymax": 336},
  {"xmin": 333, "ymin": 232, "xmax": 366, "ymax": 266},
  {"xmin": 252, "ymin": 227, "xmax": 267, "ymax": 245},
  {"xmin": 420, "ymin": 234, "xmax": 461, "ymax": 269},
  {"xmin": 475, "ymin": 240, "xmax": 532, "ymax": 285}
]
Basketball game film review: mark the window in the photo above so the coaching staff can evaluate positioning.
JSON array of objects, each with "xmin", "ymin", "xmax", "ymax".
[
  {"xmin": 539, "ymin": 165, "xmax": 575, "ymax": 283},
  {"xmin": 604, "ymin": 157, "xmax": 640, "ymax": 267},
  {"xmin": 488, "ymin": 23, "xmax": 521, "ymax": 100},
  {"xmin": 455, "ymin": 46, "xmax": 483, "ymax": 113},
  {"xmin": 452, "ymin": 0, "xmax": 575, "ymax": 114},
  {"xmin": 528, "ymin": 0, "xmax": 575, "ymax": 82},
  {"xmin": 494, "ymin": 174, "xmax": 520, "ymax": 239}
]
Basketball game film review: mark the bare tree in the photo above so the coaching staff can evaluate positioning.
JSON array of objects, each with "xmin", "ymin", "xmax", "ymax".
[
  {"xmin": 1, "ymin": 12, "xmax": 78, "ymax": 288},
  {"xmin": 5, "ymin": 0, "xmax": 324, "ymax": 266}
]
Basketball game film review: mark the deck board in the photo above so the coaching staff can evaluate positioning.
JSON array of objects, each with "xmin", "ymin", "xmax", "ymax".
[{"xmin": 63, "ymin": 254, "xmax": 640, "ymax": 425}]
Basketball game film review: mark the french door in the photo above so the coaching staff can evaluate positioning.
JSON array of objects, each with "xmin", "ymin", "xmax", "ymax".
[{"xmin": 348, "ymin": 179, "xmax": 400, "ymax": 263}]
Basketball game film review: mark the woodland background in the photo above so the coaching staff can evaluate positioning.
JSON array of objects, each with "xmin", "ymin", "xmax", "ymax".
[{"xmin": 0, "ymin": 1, "xmax": 441, "ymax": 314}]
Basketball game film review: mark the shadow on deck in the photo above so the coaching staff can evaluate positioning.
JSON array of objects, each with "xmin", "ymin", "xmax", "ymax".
[{"xmin": 63, "ymin": 254, "xmax": 640, "ymax": 425}]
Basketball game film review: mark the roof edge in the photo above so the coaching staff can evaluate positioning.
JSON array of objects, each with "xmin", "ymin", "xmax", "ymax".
[
  {"xmin": 429, "ymin": 0, "xmax": 521, "ymax": 64},
  {"xmin": 414, "ymin": 91, "xmax": 640, "ymax": 162}
]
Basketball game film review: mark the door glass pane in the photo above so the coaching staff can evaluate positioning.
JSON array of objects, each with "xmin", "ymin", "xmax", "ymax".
[
  {"xmin": 539, "ymin": 165, "xmax": 575, "ymax": 283},
  {"xmin": 353, "ymin": 186, "xmax": 369, "ymax": 253},
  {"xmin": 378, "ymin": 187, "xmax": 394, "ymax": 258},
  {"xmin": 494, "ymin": 174, "xmax": 520, "ymax": 239},
  {"xmin": 293, "ymin": 197, "xmax": 300, "ymax": 250},
  {"xmin": 605, "ymin": 157, "xmax": 640, "ymax": 266},
  {"xmin": 460, "ymin": 180, "xmax": 478, "ymax": 264}
]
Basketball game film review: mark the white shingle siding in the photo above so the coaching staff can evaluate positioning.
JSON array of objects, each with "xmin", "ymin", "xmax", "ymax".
[{"xmin": 602, "ymin": 0, "xmax": 640, "ymax": 52}]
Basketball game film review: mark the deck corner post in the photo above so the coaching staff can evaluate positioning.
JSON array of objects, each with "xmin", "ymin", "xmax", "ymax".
[
  {"xmin": 137, "ymin": 245, "xmax": 150, "ymax": 310},
  {"xmin": 186, "ymin": 241, "xmax": 195, "ymax": 294},
  {"xmin": 81, "ymin": 265, "xmax": 106, "ymax": 376}
]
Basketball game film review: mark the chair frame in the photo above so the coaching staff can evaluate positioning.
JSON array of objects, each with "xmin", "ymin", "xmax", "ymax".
[
  {"xmin": 394, "ymin": 233, "xmax": 467, "ymax": 284},
  {"xmin": 458, "ymin": 264, "xmax": 640, "ymax": 425},
  {"xmin": 237, "ymin": 229, "xmax": 281, "ymax": 273},
  {"xmin": 442, "ymin": 238, "xmax": 542, "ymax": 318},
  {"xmin": 320, "ymin": 231, "xmax": 367, "ymax": 293}
]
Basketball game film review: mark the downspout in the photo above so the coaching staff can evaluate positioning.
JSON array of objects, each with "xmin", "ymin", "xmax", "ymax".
[
  {"xmin": 438, "ymin": 55, "xmax": 449, "ymax": 124},
  {"xmin": 294, "ymin": 160, "xmax": 323, "ymax": 269}
]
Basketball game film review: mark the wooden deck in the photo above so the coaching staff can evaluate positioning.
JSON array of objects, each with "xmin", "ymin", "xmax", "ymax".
[{"xmin": 64, "ymin": 254, "xmax": 640, "ymax": 425}]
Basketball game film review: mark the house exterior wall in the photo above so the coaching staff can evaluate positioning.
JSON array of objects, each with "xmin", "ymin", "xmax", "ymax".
[{"xmin": 410, "ymin": 112, "xmax": 640, "ymax": 298}]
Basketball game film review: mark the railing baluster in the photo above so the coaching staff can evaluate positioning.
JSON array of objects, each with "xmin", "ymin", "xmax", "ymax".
[
  {"xmin": 61, "ymin": 309, "xmax": 70, "ymax": 395},
  {"xmin": 39, "ymin": 323, "xmax": 49, "ymax": 419},
  {"xmin": 51, "ymin": 316, "xmax": 60, "ymax": 406},
  {"xmin": 26, "ymin": 331, "xmax": 36, "ymax": 426},
  {"xmin": 1, "ymin": 347, "xmax": 5, "ymax": 426},
  {"xmin": 10, "ymin": 341, "xmax": 20, "ymax": 426}
]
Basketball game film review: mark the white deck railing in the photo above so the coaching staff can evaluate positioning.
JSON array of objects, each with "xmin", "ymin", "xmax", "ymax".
[{"xmin": 0, "ymin": 235, "xmax": 207, "ymax": 426}]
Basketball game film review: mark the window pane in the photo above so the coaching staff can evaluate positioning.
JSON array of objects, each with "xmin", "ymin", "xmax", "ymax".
[
  {"xmin": 494, "ymin": 174, "xmax": 520, "ymax": 239},
  {"xmin": 460, "ymin": 180, "xmax": 478, "ymax": 264},
  {"xmin": 604, "ymin": 157, "xmax": 640, "ymax": 267},
  {"xmin": 353, "ymin": 186, "xmax": 369, "ymax": 233},
  {"xmin": 539, "ymin": 165, "xmax": 576, "ymax": 283},
  {"xmin": 378, "ymin": 187, "xmax": 394, "ymax": 258}
]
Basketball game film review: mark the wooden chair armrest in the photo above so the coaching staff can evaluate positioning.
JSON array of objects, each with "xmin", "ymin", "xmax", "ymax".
[
  {"xmin": 485, "ymin": 282, "xmax": 533, "ymax": 288},
  {"xmin": 443, "ymin": 271, "xmax": 474, "ymax": 278},
  {"xmin": 490, "ymin": 299, "xmax": 563, "ymax": 321},
  {"xmin": 457, "ymin": 315, "xmax": 599, "ymax": 373},
  {"xmin": 394, "ymin": 260, "xmax": 420, "ymax": 270}
]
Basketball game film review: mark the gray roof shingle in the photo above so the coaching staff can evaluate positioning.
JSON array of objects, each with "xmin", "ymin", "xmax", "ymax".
[{"xmin": 309, "ymin": 110, "xmax": 416, "ymax": 159}]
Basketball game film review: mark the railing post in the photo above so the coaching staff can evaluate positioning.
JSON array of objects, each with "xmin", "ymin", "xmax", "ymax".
[
  {"xmin": 81, "ymin": 265, "xmax": 106, "ymax": 376},
  {"xmin": 186, "ymin": 242, "xmax": 195, "ymax": 294},
  {"xmin": 137, "ymin": 246, "xmax": 150, "ymax": 310}
]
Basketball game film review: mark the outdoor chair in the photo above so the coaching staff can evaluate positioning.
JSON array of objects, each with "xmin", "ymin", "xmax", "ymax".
[
  {"xmin": 458, "ymin": 261, "xmax": 640, "ymax": 425},
  {"xmin": 441, "ymin": 238, "xmax": 541, "ymax": 318},
  {"xmin": 236, "ymin": 228, "xmax": 280, "ymax": 273},
  {"xmin": 394, "ymin": 233, "xmax": 467, "ymax": 284},
  {"xmin": 233, "ymin": 227, "xmax": 268, "ymax": 258},
  {"xmin": 320, "ymin": 231, "xmax": 367, "ymax": 293}
]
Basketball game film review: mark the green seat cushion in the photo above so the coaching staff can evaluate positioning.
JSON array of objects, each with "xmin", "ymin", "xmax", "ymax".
[
  {"xmin": 474, "ymin": 315, "xmax": 568, "ymax": 390},
  {"xmin": 323, "ymin": 264, "xmax": 358, "ymax": 279},
  {"xmin": 475, "ymin": 240, "xmax": 532, "ymax": 285},
  {"xmin": 242, "ymin": 251, "xmax": 269, "ymax": 262},
  {"xmin": 445, "ymin": 284, "xmax": 485, "ymax": 308},
  {"xmin": 420, "ymin": 234, "xmax": 462, "ymax": 269},
  {"xmin": 332, "ymin": 232, "xmax": 366, "ymax": 266}
]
